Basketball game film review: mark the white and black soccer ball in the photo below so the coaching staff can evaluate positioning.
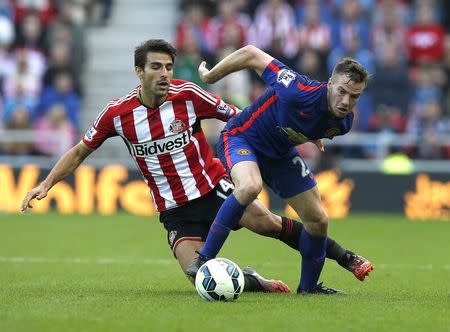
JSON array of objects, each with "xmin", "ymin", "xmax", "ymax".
[{"xmin": 195, "ymin": 258, "xmax": 244, "ymax": 302}]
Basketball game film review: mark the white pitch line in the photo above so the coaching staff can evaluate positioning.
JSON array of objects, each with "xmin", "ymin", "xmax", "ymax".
[
  {"xmin": 0, "ymin": 257, "xmax": 450, "ymax": 270},
  {"xmin": 0, "ymin": 256, "xmax": 175, "ymax": 265}
]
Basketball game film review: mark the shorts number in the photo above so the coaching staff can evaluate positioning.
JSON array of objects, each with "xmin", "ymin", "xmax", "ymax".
[
  {"xmin": 219, "ymin": 178, "xmax": 234, "ymax": 192},
  {"xmin": 292, "ymin": 156, "xmax": 310, "ymax": 178}
]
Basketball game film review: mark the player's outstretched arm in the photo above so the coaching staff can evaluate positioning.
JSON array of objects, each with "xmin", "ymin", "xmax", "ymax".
[
  {"xmin": 21, "ymin": 142, "xmax": 95, "ymax": 212},
  {"xmin": 198, "ymin": 45, "xmax": 274, "ymax": 84}
]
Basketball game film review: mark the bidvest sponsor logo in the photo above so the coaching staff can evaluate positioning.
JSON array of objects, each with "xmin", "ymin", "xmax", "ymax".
[{"xmin": 132, "ymin": 131, "xmax": 190, "ymax": 157}]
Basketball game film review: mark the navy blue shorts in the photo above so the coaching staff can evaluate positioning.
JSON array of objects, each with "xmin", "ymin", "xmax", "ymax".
[{"xmin": 217, "ymin": 131, "xmax": 317, "ymax": 199}]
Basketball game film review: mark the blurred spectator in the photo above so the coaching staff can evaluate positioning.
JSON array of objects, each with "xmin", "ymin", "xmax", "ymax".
[
  {"xmin": 406, "ymin": 3, "xmax": 445, "ymax": 64},
  {"xmin": 406, "ymin": 99, "xmax": 449, "ymax": 159},
  {"xmin": 173, "ymin": 29, "xmax": 206, "ymax": 88},
  {"xmin": 33, "ymin": 71, "xmax": 80, "ymax": 128},
  {"xmin": 13, "ymin": 10, "xmax": 48, "ymax": 53},
  {"xmin": 0, "ymin": 14, "xmax": 14, "ymax": 45},
  {"xmin": 33, "ymin": 103, "xmax": 77, "ymax": 156},
  {"xmin": 410, "ymin": 65, "xmax": 442, "ymax": 110},
  {"xmin": 443, "ymin": 0, "xmax": 450, "ymax": 32},
  {"xmin": 12, "ymin": 0, "xmax": 57, "ymax": 26},
  {"xmin": 176, "ymin": 4, "xmax": 212, "ymax": 56},
  {"xmin": 0, "ymin": 95, "xmax": 3, "ymax": 128},
  {"xmin": 331, "ymin": 0, "xmax": 371, "ymax": 50},
  {"xmin": 369, "ymin": 41, "xmax": 410, "ymax": 133},
  {"xmin": 331, "ymin": 0, "xmax": 374, "ymax": 16},
  {"xmin": 368, "ymin": 104, "xmax": 406, "ymax": 134},
  {"xmin": 43, "ymin": 43, "xmax": 81, "ymax": 95},
  {"xmin": 297, "ymin": 48, "xmax": 328, "ymax": 81},
  {"xmin": 0, "ymin": 15, "xmax": 15, "ymax": 95},
  {"xmin": 3, "ymin": 81, "xmax": 37, "ymax": 123},
  {"xmin": 85, "ymin": 0, "xmax": 114, "ymax": 27},
  {"xmin": 207, "ymin": 0, "xmax": 251, "ymax": 53},
  {"xmin": 248, "ymin": 0, "xmax": 299, "ymax": 64},
  {"xmin": 295, "ymin": 0, "xmax": 333, "ymax": 25},
  {"xmin": 3, "ymin": 105, "xmax": 34, "ymax": 155},
  {"xmin": 0, "ymin": 0, "xmax": 13, "ymax": 20},
  {"xmin": 443, "ymin": 34, "xmax": 450, "ymax": 116},
  {"xmin": 297, "ymin": 2, "xmax": 331, "ymax": 55},
  {"xmin": 3, "ymin": 48, "xmax": 42, "ymax": 99},
  {"xmin": 47, "ymin": 3, "xmax": 87, "ymax": 74},
  {"xmin": 373, "ymin": 0, "xmax": 410, "ymax": 25},
  {"xmin": 371, "ymin": 2, "xmax": 407, "ymax": 62},
  {"xmin": 408, "ymin": 0, "xmax": 443, "ymax": 26},
  {"xmin": 10, "ymin": 11, "xmax": 47, "ymax": 80}
]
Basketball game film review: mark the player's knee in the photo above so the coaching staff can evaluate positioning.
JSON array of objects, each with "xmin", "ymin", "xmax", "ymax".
[
  {"xmin": 234, "ymin": 181, "xmax": 262, "ymax": 205},
  {"xmin": 305, "ymin": 211, "xmax": 328, "ymax": 235}
]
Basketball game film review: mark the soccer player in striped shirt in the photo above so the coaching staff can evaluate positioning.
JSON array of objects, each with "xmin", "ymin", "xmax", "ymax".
[
  {"xmin": 21, "ymin": 40, "xmax": 372, "ymax": 294},
  {"xmin": 186, "ymin": 45, "xmax": 372, "ymax": 294}
]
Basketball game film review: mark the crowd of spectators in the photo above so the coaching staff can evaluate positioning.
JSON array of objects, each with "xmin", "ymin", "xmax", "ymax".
[
  {"xmin": 175, "ymin": 0, "xmax": 450, "ymax": 161},
  {"xmin": 2, "ymin": 0, "xmax": 448, "ymax": 162},
  {"xmin": 0, "ymin": 0, "xmax": 113, "ymax": 156}
]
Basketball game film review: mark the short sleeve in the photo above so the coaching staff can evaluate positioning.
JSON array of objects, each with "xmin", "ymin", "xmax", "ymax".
[
  {"xmin": 186, "ymin": 82, "xmax": 239, "ymax": 121},
  {"xmin": 260, "ymin": 59, "xmax": 325, "ymax": 107},
  {"xmin": 82, "ymin": 104, "xmax": 118, "ymax": 149}
]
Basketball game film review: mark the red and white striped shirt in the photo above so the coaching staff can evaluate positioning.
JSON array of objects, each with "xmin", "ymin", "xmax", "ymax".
[{"xmin": 82, "ymin": 79, "xmax": 238, "ymax": 211}]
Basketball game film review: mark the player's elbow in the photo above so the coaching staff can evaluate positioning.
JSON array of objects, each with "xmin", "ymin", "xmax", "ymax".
[
  {"xmin": 241, "ymin": 45, "xmax": 272, "ymax": 75},
  {"xmin": 241, "ymin": 44, "xmax": 259, "ymax": 56},
  {"xmin": 242, "ymin": 45, "xmax": 261, "ymax": 62}
]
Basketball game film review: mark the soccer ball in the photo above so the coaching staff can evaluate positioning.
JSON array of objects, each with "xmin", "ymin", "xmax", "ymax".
[{"xmin": 195, "ymin": 258, "xmax": 244, "ymax": 301}]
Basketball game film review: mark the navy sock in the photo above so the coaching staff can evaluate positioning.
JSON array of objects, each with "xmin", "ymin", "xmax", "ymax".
[
  {"xmin": 298, "ymin": 229, "xmax": 327, "ymax": 292},
  {"xmin": 200, "ymin": 193, "xmax": 246, "ymax": 258},
  {"xmin": 278, "ymin": 218, "xmax": 347, "ymax": 263}
]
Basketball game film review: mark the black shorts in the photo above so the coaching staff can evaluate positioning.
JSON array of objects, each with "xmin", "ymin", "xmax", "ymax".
[{"xmin": 160, "ymin": 177, "xmax": 236, "ymax": 256}]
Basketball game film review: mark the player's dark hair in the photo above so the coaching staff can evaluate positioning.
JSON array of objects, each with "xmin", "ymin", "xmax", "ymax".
[
  {"xmin": 134, "ymin": 39, "xmax": 177, "ymax": 69},
  {"xmin": 332, "ymin": 57, "xmax": 370, "ymax": 86}
]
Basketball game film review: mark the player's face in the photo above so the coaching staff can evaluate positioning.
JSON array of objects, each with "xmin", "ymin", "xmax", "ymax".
[
  {"xmin": 327, "ymin": 74, "xmax": 366, "ymax": 118},
  {"xmin": 137, "ymin": 52, "xmax": 174, "ymax": 98}
]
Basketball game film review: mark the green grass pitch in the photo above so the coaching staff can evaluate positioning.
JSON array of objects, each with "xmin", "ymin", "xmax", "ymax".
[{"xmin": 1, "ymin": 212, "xmax": 449, "ymax": 332}]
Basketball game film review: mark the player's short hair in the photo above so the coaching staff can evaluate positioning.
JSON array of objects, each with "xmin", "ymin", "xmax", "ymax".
[
  {"xmin": 134, "ymin": 39, "xmax": 177, "ymax": 68},
  {"xmin": 331, "ymin": 57, "xmax": 370, "ymax": 86}
]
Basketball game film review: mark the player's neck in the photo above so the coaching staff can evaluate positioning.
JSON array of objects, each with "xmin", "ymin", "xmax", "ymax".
[{"xmin": 138, "ymin": 87, "xmax": 166, "ymax": 109}]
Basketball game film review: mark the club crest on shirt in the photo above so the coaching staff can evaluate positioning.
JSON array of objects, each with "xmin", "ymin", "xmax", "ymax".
[
  {"xmin": 277, "ymin": 69, "xmax": 296, "ymax": 88},
  {"xmin": 238, "ymin": 149, "xmax": 251, "ymax": 155},
  {"xmin": 169, "ymin": 231, "xmax": 177, "ymax": 247},
  {"xmin": 325, "ymin": 128, "xmax": 341, "ymax": 138},
  {"xmin": 169, "ymin": 119, "xmax": 186, "ymax": 134}
]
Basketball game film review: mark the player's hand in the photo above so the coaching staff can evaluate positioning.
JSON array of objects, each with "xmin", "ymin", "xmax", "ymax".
[
  {"xmin": 21, "ymin": 184, "xmax": 49, "ymax": 213},
  {"xmin": 311, "ymin": 139, "xmax": 324, "ymax": 152},
  {"xmin": 198, "ymin": 61, "xmax": 213, "ymax": 84}
]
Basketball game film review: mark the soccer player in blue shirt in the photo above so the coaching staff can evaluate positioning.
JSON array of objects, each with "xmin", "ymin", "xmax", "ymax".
[{"xmin": 186, "ymin": 45, "xmax": 370, "ymax": 294}]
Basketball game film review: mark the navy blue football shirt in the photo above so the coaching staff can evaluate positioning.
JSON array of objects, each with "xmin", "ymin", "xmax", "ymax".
[{"xmin": 225, "ymin": 59, "xmax": 354, "ymax": 158}]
